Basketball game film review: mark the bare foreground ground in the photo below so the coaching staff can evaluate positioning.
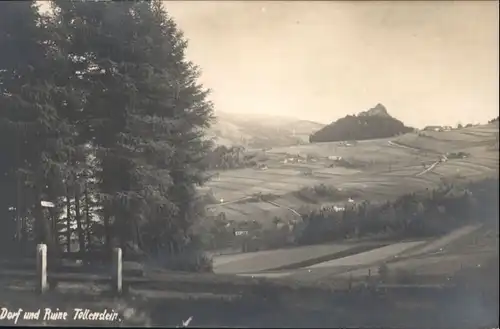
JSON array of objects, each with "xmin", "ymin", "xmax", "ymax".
[{"xmin": 1, "ymin": 222, "xmax": 498, "ymax": 328}]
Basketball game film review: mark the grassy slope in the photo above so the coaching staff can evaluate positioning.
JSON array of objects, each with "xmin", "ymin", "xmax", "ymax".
[{"xmin": 206, "ymin": 124, "xmax": 499, "ymax": 224}]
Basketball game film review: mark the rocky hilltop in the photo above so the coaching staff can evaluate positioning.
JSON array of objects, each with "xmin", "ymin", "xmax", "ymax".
[
  {"xmin": 358, "ymin": 103, "xmax": 392, "ymax": 118},
  {"xmin": 309, "ymin": 104, "xmax": 414, "ymax": 143}
]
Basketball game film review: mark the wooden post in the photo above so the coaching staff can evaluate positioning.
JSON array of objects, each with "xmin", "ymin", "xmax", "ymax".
[
  {"xmin": 112, "ymin": 247, "xmax": 122, "ymax": 294},
  {"xmin": 36, "ymin": 244, "xmax": 48, "ymax": 294}
]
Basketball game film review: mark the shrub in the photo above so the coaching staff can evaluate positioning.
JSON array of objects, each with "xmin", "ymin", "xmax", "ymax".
[
  {"xmin": 149, "ymin": 238, "xmax": 214, "ymax": 273},
  {"xmin": 447, "ymin": 151, "xmax": 470, "ymax": 159},
  {"xmin": 204, "ymin": 145, "xmax": 258, "ymax": 170},
  {"xmin": 328, "ymin": 157, "xmax": 366, "ymax": 169},
  {"xmin": 378, "ymin": 263, "xmax": 389, "ymax": 282},
  {"xmin": 241, "ymin": 193, "xmax": 280, "ymax": 203},
  {"xmin": 158, "ymin": 250, "xmax": 214, "ymax": 273},
  {"xmin": 294, "ymin": 184, "xmax": 356, "ymax": 204},
  {"xmin": 200, "ymin": 190, "xmax": 219, "ymax": 205},
  {"xmin": 488, "ymin": 116, "xmax": 499, "ymax": 124}
]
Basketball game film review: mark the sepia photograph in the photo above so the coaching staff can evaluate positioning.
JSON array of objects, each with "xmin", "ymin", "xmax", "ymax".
[{"xmin": 0, "ymin": 0, "xmax": 498, "ymax": 327}]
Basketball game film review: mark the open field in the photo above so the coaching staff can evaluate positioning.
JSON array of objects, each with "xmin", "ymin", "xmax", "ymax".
[
  {"xmin": 205, "ymin": 123, "xmax": 499, "ymax": 224},
  {"xmin": 211, "ymin": 222, "xmax": 489, "ymax": 277},
  {"xmin": 213, "ymin": 240, "xmax": 385, "ymax": 274},
  {"xmin": 332, "ymin": 224, "xmax": 499, "ymax": 282},
  {"xmin": 236, "ymin": 240, "xmax": 428, "ymax": 282}
]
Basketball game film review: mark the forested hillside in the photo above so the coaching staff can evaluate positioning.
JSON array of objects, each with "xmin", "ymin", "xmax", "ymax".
[{"xmin": 309, "ymin": 104, "xmax": 414, "ymax": 143}]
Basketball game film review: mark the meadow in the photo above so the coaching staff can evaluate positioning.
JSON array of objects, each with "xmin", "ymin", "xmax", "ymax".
[{"xmin": 205, "ymin": 123, "xmax": 499, "ymax": 225}]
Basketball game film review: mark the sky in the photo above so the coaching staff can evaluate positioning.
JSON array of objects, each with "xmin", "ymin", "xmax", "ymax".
[
  {"xmin": 163, "ymin": 1, "xmax": 499, "ymax": 127},
  {"xmin": 37, "ymin": 1, "xmax": 499, "ymax": 128}
]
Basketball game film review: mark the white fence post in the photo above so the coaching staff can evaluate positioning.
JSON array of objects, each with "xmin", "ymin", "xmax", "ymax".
[
  {"xmin": 112, "ymin": 247, "xmax": 122, "ymax": 294},
  {"xmin": 36, "ymin": 244, "xmax": 48, "ymax": 294}
]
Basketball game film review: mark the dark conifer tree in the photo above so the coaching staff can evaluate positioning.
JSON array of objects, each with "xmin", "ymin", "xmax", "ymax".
[
  {"xmin": 0, "ymin": 1, "xmax": 77, "ymax": 262},
  {"xmin": 52, "ymin": 0, "xmax": 214, "ymax": 262}
]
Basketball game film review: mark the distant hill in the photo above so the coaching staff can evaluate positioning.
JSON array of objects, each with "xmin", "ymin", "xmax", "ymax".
[
  {"xmin": 207, "ymin": 112, "xmax": 325, "ymax": 148},
  {"xmin": 309, "ymin": 104, "xmax": 414, "ymax": 143}
]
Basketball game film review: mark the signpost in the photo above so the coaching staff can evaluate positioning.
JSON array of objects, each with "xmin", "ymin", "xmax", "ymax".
[
  {"xmin": 41, "ymin": 201, "xmax": 55, "ymax": 208},
  {"xmin": 234, "ymin": 230, "xmax": 249, "ymax": 236}
]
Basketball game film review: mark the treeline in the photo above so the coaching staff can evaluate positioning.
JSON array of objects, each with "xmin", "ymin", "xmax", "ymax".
[
  {"xmin": 0, "ymin": 1, "xmax": 214, "ymax": 269},
  {"xmin": 203, "ymin": 145, "xmax": 254, "ymax": 170},
  {"xmin": 310, "ymin": 113, "xmax": 413, "ymax": 143},
  {"xmin": 202, "ymin": 145, "xmax": 271, "ymax": 170},
  {"xmin": 294, "ymin": 184, "xmax": 357, "ymax": 204},
  {"xmin": 296, "ymin": 179, "xmax": 498, "ymax": 245},
  {"xmin": 200, "ymin": 178, "xmax": 498, "ymax": 252}
]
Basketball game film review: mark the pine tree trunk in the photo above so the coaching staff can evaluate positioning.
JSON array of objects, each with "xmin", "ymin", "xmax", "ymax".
[
  {"xmin": 103, "ymin": 209, "xmax": 111, "ymax": 254},
  {"xmin": 50, "ymin": 208, "xmax": 64, "ymax": 258},
  {"xmin": 84, "ymin": 181, "xmax": 91, "ymax": 250},
  {"xmin": 74, "ymin": 183, "xmax": 86, "ymax": 255},
  {"xmin": 20, "ymin": 208, "xmax": 27, "ymax": 249},
  {"xmin": 19, "ymin": 182, "xmax": 27, "ymax": 251},
  {"xmin": 50, "ymin": 209, "xmax": 57, "ymax": 243},
  {"xmin": 134, "ymin": 218, "xmax": 143, "ymax": 251},
  {"xmin": 169, "ymin": 240, "xmax": 175, "ymax": 256},
  {"xmin": 16, "ymin": 174, "xmax": 22, "ymax": 244},
  {"xmin": 65, "ymin": 184, "xmax": 72, "ymax": 253}
]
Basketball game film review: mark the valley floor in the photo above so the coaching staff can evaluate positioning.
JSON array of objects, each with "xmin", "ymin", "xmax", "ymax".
[{"xmin": 206, "ymin": 124, "xmax": 499, "ymax": 225}]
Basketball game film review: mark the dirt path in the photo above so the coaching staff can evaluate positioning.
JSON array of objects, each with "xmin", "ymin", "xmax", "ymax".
[
  {"xmin": 415, "ymin": 160, "xmax": 441, "ymax": 177},
  {"xmin": 387, "ymin": 140, "xmax": 421, "ymax": 151}
]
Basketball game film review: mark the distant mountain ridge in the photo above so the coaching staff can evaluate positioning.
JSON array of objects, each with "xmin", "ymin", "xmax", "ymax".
[
  {"xmin": 309, "ymin": 104, "xmax": 414, "ymax": 143},
  {"xmin": 207, "ymin": 111, "xmax": 325, "ymax": 148}
]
